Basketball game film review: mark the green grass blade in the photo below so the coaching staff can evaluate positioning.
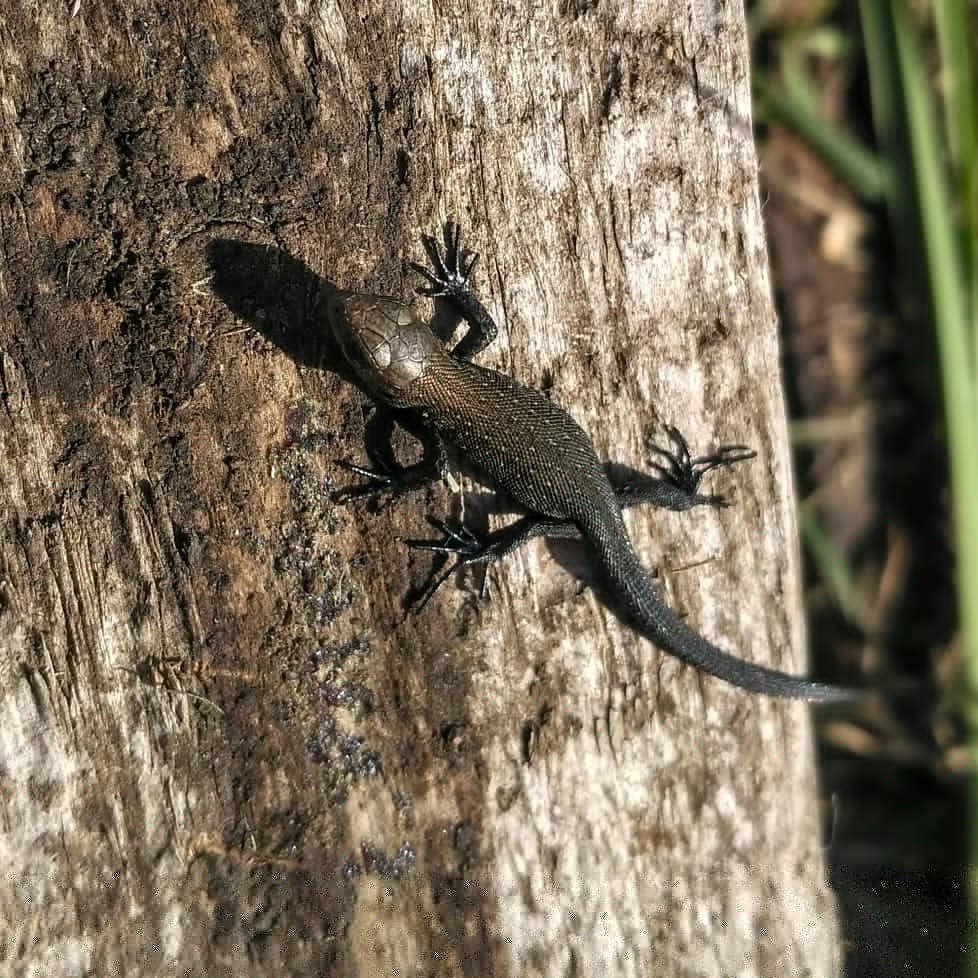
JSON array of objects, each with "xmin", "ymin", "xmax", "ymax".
[
  {"xmin": 933, "ymin": 0, "xmax": 977, "ymax": 231},
  {"xmin": 933, "ymin": 0, "xmax": 977, "ymax": 376},
  {"xmin": 891, "ymin": 0, "xmax": 978, "ymax": 951}
]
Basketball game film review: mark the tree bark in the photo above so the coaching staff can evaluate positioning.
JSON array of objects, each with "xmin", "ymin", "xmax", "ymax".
[{"xmin": 0, "ymin": 1, "xmax": 842, "ymax": 975}]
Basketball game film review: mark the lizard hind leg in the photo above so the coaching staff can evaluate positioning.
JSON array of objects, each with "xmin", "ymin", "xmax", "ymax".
[
  {"xmin": 408, "ymin": 519, "xmax": 491, "ymax": 610},
  {"xmin": 617, "ymin": 425, "xmax": 757, "ymax": 512},
  {"xmin": 408, "ymin": 512, "xmax": 578, "ymax": 609}
]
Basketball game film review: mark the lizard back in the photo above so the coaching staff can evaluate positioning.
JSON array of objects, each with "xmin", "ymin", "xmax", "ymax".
[{"xmin": 408, "ymin": 355, "xmax": 621, "ymax": 524}]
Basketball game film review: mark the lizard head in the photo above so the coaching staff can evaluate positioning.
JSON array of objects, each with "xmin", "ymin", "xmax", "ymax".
[{"xmin": 326, "ymin": 292, "xmax": 444, "ymax": 405}]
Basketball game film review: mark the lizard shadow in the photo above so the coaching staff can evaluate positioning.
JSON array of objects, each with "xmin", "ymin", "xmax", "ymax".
[
  {"xmin": 206, "ymin": 238, "xmax": 353, "ymax": 381},
  {"xmin": 206, "ymin": 238, "xmax": 467, "ymax": 379},
  {"xmin": 207, "ymin": 238, "xmax": 443, "ymax": 486}
]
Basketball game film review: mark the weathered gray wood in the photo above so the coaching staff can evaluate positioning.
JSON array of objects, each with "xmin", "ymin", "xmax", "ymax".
[{"xmin": 0, "ymin": 1, "xmax": 842, "ymax": 974}]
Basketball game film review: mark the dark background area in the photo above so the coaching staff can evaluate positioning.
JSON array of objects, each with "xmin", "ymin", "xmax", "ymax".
[{"xmin": 751, "ymin": 4, "xmax": 967, "ymax": 974}]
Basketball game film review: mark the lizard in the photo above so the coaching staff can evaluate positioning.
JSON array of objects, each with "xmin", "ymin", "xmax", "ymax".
[{"xmin": 325, "ymin": 223, "xmax": 857, "ymax": 702}]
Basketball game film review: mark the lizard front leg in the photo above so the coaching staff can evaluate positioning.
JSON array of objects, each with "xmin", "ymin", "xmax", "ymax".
[
  {"xmin": 409, "ymin": 222, "xmax": 499, "ymax": 360},
  {"xmin": 333, "ymin": 410, "xmax": 450, "ymax": 501}
]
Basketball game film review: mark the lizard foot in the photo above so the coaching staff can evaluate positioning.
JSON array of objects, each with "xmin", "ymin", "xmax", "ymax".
[
  {"xmin": 332, "ymin": 457, "xmax": 439, "ymax": 503},
  {"xmin": 646, "ymin": 425, "xmax": 755, "ymax": 506},
  {"xmin": 331, "ymin": 459, "xmax": 400, "ymax": 502},
  {"xmin": 408, "ymin": 222, "xmax": 479, "ymax": 299},
  {"xmin": 408, "ymin": 518, "xmax": 499, "ymax": 609}
]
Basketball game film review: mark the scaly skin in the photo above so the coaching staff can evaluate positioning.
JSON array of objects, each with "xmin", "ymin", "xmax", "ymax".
[{"xmin": 326, "ymin": 224, "xmax": 858, "ymax": 702}]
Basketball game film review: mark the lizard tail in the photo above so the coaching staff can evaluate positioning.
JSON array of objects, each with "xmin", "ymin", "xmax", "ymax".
[{"xmin": 586, "ymin": 519, "xmax": 858, "ymax": 702}]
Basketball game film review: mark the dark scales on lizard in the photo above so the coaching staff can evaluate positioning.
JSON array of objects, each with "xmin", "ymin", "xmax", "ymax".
[{"xmin": 326, "ymin": 223, "xmax": 857, "ymax": 702}]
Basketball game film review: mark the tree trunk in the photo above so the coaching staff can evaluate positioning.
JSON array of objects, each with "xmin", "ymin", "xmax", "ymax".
[{"xmin": 0, "ymin": 1, "xmax": 842, "ymax": 975}]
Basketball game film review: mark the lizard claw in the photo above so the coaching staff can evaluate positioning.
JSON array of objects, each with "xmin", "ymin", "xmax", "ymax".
[
  {"xmin": 331, "ymin": 458, "xmax": 398, "ymax": 501},
  {"xmin": 409, "ymin": 222, "xmax": 479, "ymax": 298},
  {"xmin": 409, "ymin": 518, "xmax": 483, "ymax": 554},
  {"xmin": 646, "ymin": 425, "xmax": 756, "ymax": 503},
  {"xmin": 408, "ymin": 517, "xmax": 496, "ymax": 609}
]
